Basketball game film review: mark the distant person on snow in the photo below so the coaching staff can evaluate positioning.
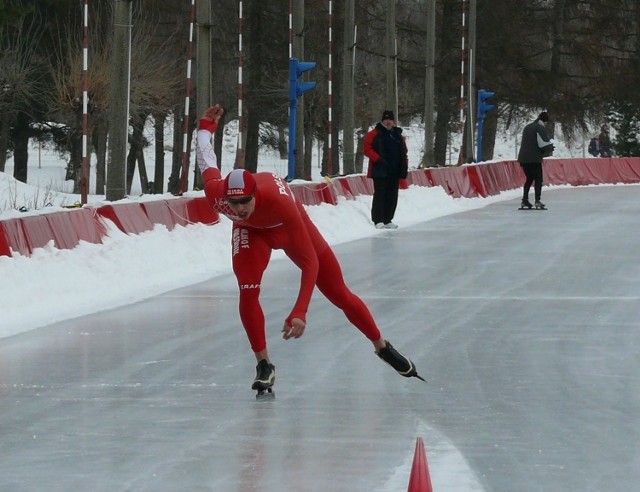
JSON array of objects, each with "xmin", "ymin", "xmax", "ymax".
[
  {"xmin": 196, "ymin": 104, "xmax": 424, "ymax": 395},
  {"xmin": 517, "ymin": 111, "xmax": 555, "ymax": 210},
  {"xmin": 598, "ymin": 125, "xmax": 613, "ymax": 157},
  {"xmin": 588, "ymin": 136, "xmax": 600, "ymax": 157},
  {"xmin": 363, "ymin": 110, "xmax": 409, "ymax": 229}
]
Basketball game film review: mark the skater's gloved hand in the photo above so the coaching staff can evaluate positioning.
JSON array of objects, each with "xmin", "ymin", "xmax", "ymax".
[
  {"xmin": 201, "ymin": 104, "xmax": 224, "ymax": 123},
  {"xmin": 282, "ymin": 318, "xmax": 306, "ymax": 340}
]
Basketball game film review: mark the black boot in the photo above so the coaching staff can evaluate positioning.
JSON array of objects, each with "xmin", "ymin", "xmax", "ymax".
[
  {"xmin": 521, "ymin": 199, "xmax": 533, "ymax": 209},
  {"xmin": 251, "ymin": 359, "xmax": 275, "ymax": 390},
  {"xmin": 377, "ymin": 340, "xmax": 425, "ymax": 381}
]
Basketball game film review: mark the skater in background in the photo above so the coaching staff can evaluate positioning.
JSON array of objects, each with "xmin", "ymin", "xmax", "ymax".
[
  {"xmin": 517, "ymin": 111, "xmax": 555, "ymax": 210},
  {"xmin": 588, "ymin": 136, "xmax": 600, "ymax": 157},
  {"xmin": 598, "ymin": 125, "xmax": 613, "ymax": 157},
  {"xmin": 196, "ymin": 104, "xmax": 424, "ymax": 394},
  {"xmin": 363, "ymin": 110, "xmax": 409, "ymax": 229}
]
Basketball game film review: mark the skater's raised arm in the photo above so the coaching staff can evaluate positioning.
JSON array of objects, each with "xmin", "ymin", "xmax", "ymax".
[{"xmin": 196, "ymin": 104, "xmax": 225, "ymax": 185}]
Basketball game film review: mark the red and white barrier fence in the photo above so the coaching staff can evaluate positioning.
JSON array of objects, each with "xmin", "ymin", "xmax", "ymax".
[{"xmin": 2, "ymin": 157, "xmax": 639, "ymax": 258}]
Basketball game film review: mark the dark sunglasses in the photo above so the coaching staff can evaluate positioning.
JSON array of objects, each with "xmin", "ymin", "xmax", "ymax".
[{"xmin": 226, "ymin": 194, "xmax": 254, "ymax": 205}]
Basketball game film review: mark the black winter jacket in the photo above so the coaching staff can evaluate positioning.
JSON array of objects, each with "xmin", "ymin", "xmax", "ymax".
[
  {"xmin": 517, "ymin": 119, "xmax": 553, "ymax": 164},
  {"xmin": 364, "ymin": 123, "xmax": 409, "ymax": 179}
]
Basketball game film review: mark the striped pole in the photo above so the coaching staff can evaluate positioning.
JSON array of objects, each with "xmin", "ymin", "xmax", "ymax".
[
  {"xmin": 237, "ymin": 0, "xmax": 244, "ymax": 167},
  {"xmin": 459, "ymin": 0, "xmax": 467, "ymax": 124},
  {"xmin": 327, "ymin": 0, "xmax": 333, "ymax": 175},
  {"xmin": 456, "ymin": 0, "xmax": 468, "ymax": 164},
  {"xmin": 288, "ymin": 0, "xmax": 293, "ymax": 58},
  {"xmin": 81, "ymin": 0, "xmax": 89, "ymax": 204},
  {"xmin": 180, "ymin": 0, "xmax": 196, "ymax": 193}
]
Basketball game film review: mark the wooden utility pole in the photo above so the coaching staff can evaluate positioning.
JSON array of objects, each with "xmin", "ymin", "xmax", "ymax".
[
  {"xmin": 465, "ymin": 0, "xmax": 477, "ymax": 162},
  {"xmin": 195, "ymin": 0, "xmax": 212, "ymax": 188},
  {"xmin": 342, "ymin": 0, "xmax": 355, "ymax": 175},
  {"xmin": 106, "ymin": 0, "xmax": 132, "ymax": 201},
  {"xmin": 422, "ymin": 0, "xmax": 436, "ymax": 167},
  {"xmin": 385, "ymin": 0, "xmax": 397, "ymax": 115}
]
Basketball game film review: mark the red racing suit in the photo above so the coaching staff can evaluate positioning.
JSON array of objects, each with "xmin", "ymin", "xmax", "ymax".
[{"xmin": 196, "ymin": 118, "xmax": 382, "ymax": 353}]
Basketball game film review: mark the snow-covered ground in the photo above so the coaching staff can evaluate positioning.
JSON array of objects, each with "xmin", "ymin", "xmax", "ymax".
[{"xmin": 0, "ymin": 118, "xmax": 592, "ymax": 339}]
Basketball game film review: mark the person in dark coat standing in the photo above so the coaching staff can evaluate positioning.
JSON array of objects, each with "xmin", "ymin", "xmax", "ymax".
[
  {"xmin": 363, "ymin": 110, "xmax": 409, "ymax": 229},
  {"xmin": 517, "ymin": 111, "xmax": 555, "ymax": 210}
]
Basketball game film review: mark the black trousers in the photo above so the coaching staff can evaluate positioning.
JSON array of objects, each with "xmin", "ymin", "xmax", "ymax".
[
  {"xmin": 371, "ymin": 176, "xmax": 400, "ymax": 224},
  {"xmin": 521, "ymin": 162, "xmax": 543, "ymax": 201}
]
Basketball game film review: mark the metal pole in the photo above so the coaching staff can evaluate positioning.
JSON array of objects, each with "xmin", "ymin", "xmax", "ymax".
[
  {"xmin": 327, "ymin": 0, "xmax": 333, "ymax": 175},
  {"xmin": 459, "ymin": 0, "xmax": 467, "ymax": 124},
  {"xmin": 236, "ymin": 0, "xmax": 245, "ymax": 169}
]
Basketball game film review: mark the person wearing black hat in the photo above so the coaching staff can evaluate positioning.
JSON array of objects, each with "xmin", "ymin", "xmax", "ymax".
[
  {"xmin": 517, "ymin": 111, "xmax": 555, "ymax": 210},
  {"xmin": 363, "ymin": 110, "xmax": 409, "ymax": 228}
]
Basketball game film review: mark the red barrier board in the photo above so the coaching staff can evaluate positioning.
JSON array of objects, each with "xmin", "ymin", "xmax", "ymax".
[
  {"xmin": 4, "ymin": 157, "xmax": 639, "ymax": 258},
  {"xmin": 0, "ymin": 218, "xmax": 30, "ymax": 256},
  {"xmin": 45, "ymin": 212, "xmax": 80, "ymax": 250},
  {"xmin": 141, "ymin": 200, "xmax": 177, "ymax": 231},
  {"xmin": 0, "ymin": 222, "xmax": 14, "ymax": 256},
  {"xmin": 165, "ymin": 199, "xmax": 190, "ymax": 227},
  {"xmin": 96, "ymin": 203, "xmax": 154, "ymax": 234},
  {"xmin": 20, "ymin": 214, "xmax": 56, "ymax": 251},
  {"xmin": 68, "ymin": 207, "xmax": 107, "ymax": 244}
]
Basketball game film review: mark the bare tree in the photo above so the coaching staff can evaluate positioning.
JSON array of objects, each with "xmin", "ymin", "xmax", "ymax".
[{"xmin": 0, "ymin": 8, "xmax": 46, "ymax": 177}]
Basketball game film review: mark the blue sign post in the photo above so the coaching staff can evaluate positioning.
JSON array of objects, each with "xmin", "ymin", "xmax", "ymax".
[
  {"xmin": 476, "ymin": 89, "xmax": 495, "ymax": 162},
  {"xmin": 288, "ymin": 57, "xmax": 316, "ymax": 180}
]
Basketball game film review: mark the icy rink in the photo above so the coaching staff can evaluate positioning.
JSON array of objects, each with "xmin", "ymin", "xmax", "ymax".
[{"xmin": 1, "ymin": 186, "xmax": 639, "ymax": 491}]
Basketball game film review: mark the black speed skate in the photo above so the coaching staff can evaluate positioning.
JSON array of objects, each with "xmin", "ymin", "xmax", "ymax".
[
  {"xmin": 377, "ymin": 340, "xmax": 426, "ymax": 382},
  {"xmin": 535, "ymin": 200, "xmax": 547, "ymax": 210},
  {"xmin": 518, "ymin": 199, "xmax": 533, "ymax": 210},
  {"xmin": 252, "ymin": 359, "xmax": 275, "ymax": 399}
]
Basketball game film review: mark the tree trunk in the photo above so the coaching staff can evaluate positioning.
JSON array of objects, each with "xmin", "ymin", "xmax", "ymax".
[
  {"xmin": 245, "ymin": 110, "xmax": 260, "ymax": 173},
  {"xmin": 138, "ymin": 146, "xmax": 149, "ymax": 193},
  {"xmin": 12, "ymin": 113, "xmax": 30, "ymax": 183},
  {"xmin": 152, "ymin": 111, "xmax": 166, "ymax": 194},
  {"xmin": 93, "ymin": 114, "xmax": 108, "ymax": 195},
  {"xmin": 70, "ymin": 124, "xmax": 82, "ymax": 193},
  {"xmin": 167, "ymin": 110, "xmax": 183, "ymax": 194},
  {"xmin": 303, "ymin": 121, "xmax": 313, "ymax": 180},
  {"xmin": 214, "ymin": 116, "xmax": 225, "ymax": 170},
  {"xmin": 355, "ymin": 123, "xmax": 367, "ymax": 174},
  {"xmin": 277, "ymin": 125, "xmax": 287, "ymax": 160},
  {"xmin": 0, "ymin": 118, "xmax": 10, "ymax": 173},
  {"xmin": 126, "ymin": 113, "xmax": 148, "ymax": 194},
  {"xmin": 481, "ymin": 109, "xmax": 498, "ymax": 161}
]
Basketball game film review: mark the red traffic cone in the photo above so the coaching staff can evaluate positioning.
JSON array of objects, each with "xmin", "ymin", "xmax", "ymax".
[{"xmin": 407, "ymin": 437, "xmax": 433, "ymax": 492}]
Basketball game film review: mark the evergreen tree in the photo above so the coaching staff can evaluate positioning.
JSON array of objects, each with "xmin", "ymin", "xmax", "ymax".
[{"xmin": 609, "ymin": 101, "xmax": 640, "ymax": 157}]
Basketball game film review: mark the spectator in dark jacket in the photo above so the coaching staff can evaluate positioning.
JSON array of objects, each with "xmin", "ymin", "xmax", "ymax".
[
  {"xmin": 588, "ymin": 136, "xmax": 600, "ymax": 157},
  {"xmin": 598, "ymin": 125, "xmax": 613, "ymax": 157},
  {"xmin": 517, "ymin": 111, "xmax": 554, "ymax": 210},
  {"xmin": 363, "ymin": 110, "xmax": 409, "ymax": 229}
]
